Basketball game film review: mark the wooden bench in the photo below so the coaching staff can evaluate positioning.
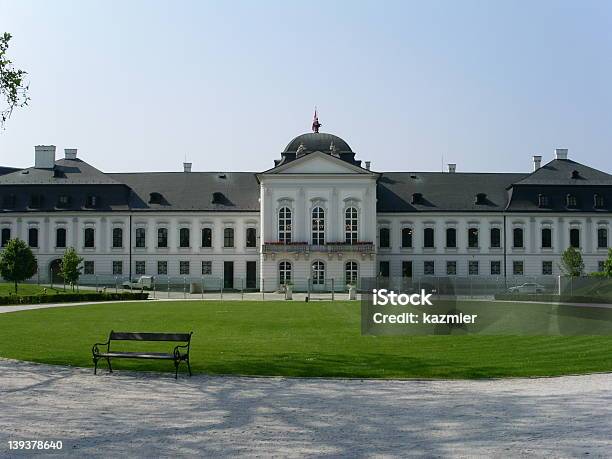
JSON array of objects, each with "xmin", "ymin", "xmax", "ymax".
[{"xmin": 92, "ymin": 331, "xmax": 193, "ymax": 379}]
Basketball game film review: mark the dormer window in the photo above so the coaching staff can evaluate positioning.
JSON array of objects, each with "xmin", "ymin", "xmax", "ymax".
[
  {"xmin": 475, "ymin": 193, "xmax": 487, "ymax": 204},
  {"xmin": 29, "ymin": 194, "xmax": 43, "ymax": 209},
  {"xmin": 594, "ymin": 194, "xmax": 605, "ymax": 209},
  {"xmin": 85, "ymin": 195, "xmax": 99, "ymax": 208},
  {"xmin": 411, "ymin": 193, "xmax": 423, "ymax": 204},
  {"xmin": 566, "ymin": 194, "xmax": 577, "ymax": 208},
  {"xmin": 57, "ymin": 195, "xmax": 71, "ymax": 208},
  {"xmin": 571, "ymin": 170, "xmax": 580, "ymax": 179},
  {"xmin": 149, "ymin": 192, "xmax": 163, "ymax": 204},
  {"xmin": 2, "ymin": 194, "xmax": 16, "ymax": 209},
  {"xmin": 538, "ymin": 194, "xmax": 549, "ymax": 208}
]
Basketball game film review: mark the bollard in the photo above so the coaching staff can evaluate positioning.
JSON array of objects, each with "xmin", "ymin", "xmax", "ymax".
[
  {"xmin": 167, "ymin": 279, "xmax": 170, "ymax": 299},
  {"xmin": 331, "ymin": 278, "xmax": 335, "ymax": 301},
  {"xmin": 183, "ymin": 277, "xmax": 186, "ymax": 299},
  {"xmin": 201, "ymin": 276, "xmax": 204, "ymax": 300}
]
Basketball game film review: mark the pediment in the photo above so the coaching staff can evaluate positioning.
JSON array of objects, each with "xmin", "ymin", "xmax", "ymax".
[{"xmin": 264, "ymin": 151, "xmax": 372, "ymax": 175}]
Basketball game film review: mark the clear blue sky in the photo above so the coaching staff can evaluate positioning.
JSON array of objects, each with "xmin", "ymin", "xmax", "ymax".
[{"xmin": 1, "ymin": 0, "xmax": 611, "ymax": 173}]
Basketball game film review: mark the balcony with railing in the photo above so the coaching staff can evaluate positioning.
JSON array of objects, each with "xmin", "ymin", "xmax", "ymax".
[{"xmin": 262, "ymin": 241, "xmax": 374, "ymax": 254}]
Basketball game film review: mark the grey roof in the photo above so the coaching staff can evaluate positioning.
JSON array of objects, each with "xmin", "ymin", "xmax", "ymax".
[
  {"xmin": 377, "ymin": 172, "xmax": 527, "ymax": 212},
  {"xmin": 0, "ymin": 158, "xmax": 123, "ymax": 185},
  {"xmin": 513, "ymin": 159, "xmax": 612, "ymax": 185},
  {"xmin": 109, "ymin": 172, "xmax": 260, "ymax": 212},
  {"xmin": 284, "ymin": 132, "xmax": 352, "ymax": 153}
]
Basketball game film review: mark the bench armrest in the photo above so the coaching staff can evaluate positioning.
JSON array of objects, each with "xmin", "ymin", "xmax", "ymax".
[
  {"xmin": 173, "ymin": 343, "xmax": 190, "ymax": 360},
  {"xmin": 92, "ymin": 340, "xmax": 110, "ymax": 356}
]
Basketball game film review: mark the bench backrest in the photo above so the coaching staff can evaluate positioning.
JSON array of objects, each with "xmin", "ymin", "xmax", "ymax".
[{"xmin": 109, "ymin": 331, "xmax": 192, "ymax": 342}]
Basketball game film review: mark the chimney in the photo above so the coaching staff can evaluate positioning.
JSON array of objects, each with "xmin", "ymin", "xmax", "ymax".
[
  {"xmin": 555, "ymin": 148, "xmax": 568, "ymax": 160},
  {"xmin": 365, "ymin": 161, "xmax": 371, "ymax": 170},
  {"xmin": 183, "ymin": 162, "xmax": 192, "ymax": 173},
  {"xmin": 448, "ymin": 163, "xmax": 456, "ymax": 173},
  {"xmin": 34, "ymin": 145, "xmax": 56, "ymax": 169},
  {"xmin": 533, "ymin": 155, "xmax": 542, "ymax": 171},
  {"xmin": 64, "ymin": 148, "xmax": 77, "ymax": 160}
]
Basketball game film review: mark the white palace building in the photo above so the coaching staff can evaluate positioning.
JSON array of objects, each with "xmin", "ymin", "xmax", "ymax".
[{"xmin": 1, "ymin": 125, "xmax": 611, "ymax": 291}]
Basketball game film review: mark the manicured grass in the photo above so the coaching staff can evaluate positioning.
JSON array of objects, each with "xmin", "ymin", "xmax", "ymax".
[
  {"xmin": 0, "ymin": 283, "xmax": 73, "ymax": 297},
  {"xmin": 0, "ymin": 300, "xmax": 611, "ymax": 378}
]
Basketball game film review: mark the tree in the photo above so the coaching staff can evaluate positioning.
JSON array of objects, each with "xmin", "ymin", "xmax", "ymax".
[
  {"xmin": 0, "ymin": 32, "xmax": 30, "ymax": 129},
  {"xmin": 560, "ymin": 246, "xmax": 584, "ymax": 277},
  {"xmin": 60, "ymin": 248, "xmax": 83, "ymax": 291},
  {"xmin": 0, "ymin": 238, "xmax": 38, "ymax": 292},
  {"xmin": 591, "ymin": 248, "xmax": 612, "ymax": 277}
]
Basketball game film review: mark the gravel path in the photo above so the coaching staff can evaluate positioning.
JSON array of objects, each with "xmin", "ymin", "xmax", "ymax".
[{"xmin": 1, "ymin": 358, "xmax": 611, "ymax": 457}]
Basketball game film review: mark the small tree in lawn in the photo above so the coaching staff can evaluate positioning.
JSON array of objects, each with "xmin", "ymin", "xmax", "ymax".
[
  {"xmin": 593, "ymin": 248, "xmax": 612, "ymax": 277},
  {"xmin": 560, "ymin": 246, "xmax": 584, "ymax": 277},
  {"xmin": 60, "ymin": 247, "xmax": 83, "ymax": 291},
  {"xmin": 0, "ymin": 238, "xmax": 37, "ymax": 293}
]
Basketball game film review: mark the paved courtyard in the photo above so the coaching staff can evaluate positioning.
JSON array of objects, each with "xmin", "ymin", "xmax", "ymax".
[{"xmin": 1, "ymin": 358, "xmax": 611, "ymax": 457}]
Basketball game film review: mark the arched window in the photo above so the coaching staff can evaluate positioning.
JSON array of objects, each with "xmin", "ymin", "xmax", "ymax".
[
  {"xmin": 541, "ymin": 228, "xmax": 552, "ymax": 248},
  {"xmin": 112, "ymin": 227, "xmax": 123, "ymax": 248},
  {"xmin": 84, "ymin": 227, "xmax": 95, "ymax": 248},
  {"xmin": 311, "ymin": 260, "xmax": 325, "ymax": 285},
  {"xmin": 490, "ymin": 227, "xmax": 501, "ymax": 248},
  {"xmin": 468, "ymin": 228, "xmax": 479, "ymax": 248},
  {"xmin": 570, "ymin": 228, "xmax": 580, "ymax": 248},
  {"xmin": 345, "ymin": 207, "xmax": 358, "ymax": 244},
  {"xmin": 279, "ymin": 261, "xmax": 292, "ymax": 285},
  {"xmin": 157, "ymin": 228, "xmax": 168, "ymax": 248},
  {"xmin": 278, "ymin": 207, "xmax": 292, "ymax": 243},
  {"xmin": 423, "ymin": 227, "xmax": 435, "ymax": 248},
  {"xmin": 201, "ymin": 228, "xmax": 212, "ymax": 247},
  {"xmin": 402, "ymin": 227, "xmax": 413, "ymax": 248},
  {"xmin": 224, "ymin": 228, "xmax": 234, "ymax": 247},
  {"xmin": 28, "ymin": 227, "xmax": 39, "ymax": 248},
  {"xmin": 598, "ymin": 228, "xmax": 608, "ymax": 249},
  {"xmin": 1, "ymin": 228, "xmax": 10, "ymax": 246},
  {"xmin": 446, "ymin": 228, "xmax": 456, "ymax": 248},
  {"xmin": 513, "ymin": 228, "xmax": 523, "ymax": 248},
  {"xmin": 312, "ymin": 207, "xmax": 325, "ymax": 245},
  {"xmin": 56, "ymin": 228, "xmax": 66, "ymax": 248},
  {"xmin": 246, "ymin": 227, "xmax": 257, "ymax": 248},
  {"xmin": 179, "ymin": 228, "xmax": 190, "ymax": 248},
  {"xmin": 345, "ymin": 261, "xmax": 358, "ymax": 285},
  {"xmin": 135, "ymin": 228, "xmax": 146, "ymax": 248}
]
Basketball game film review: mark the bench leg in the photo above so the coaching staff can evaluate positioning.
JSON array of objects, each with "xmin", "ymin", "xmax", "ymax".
[
  {"xmin": 174, "ymin": 360, "xmax": 179, "ymax": 379},
  {"xmin": 187, "ymin": 358, "xmax": 192, "ymax": 377},
  {"xmin": 93, "ymin": 357, "xmax": 98, "ymax": 375},
  {"xmin": 107, "ymin": 357, "xmax": 113, "ymax": 373}
]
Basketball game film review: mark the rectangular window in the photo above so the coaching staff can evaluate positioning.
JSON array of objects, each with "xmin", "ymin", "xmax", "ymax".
[
  {"xmin": 446, "ymin": 261, "xmax": 456, "ymax": 276},
  {"xmin": 468, "ymin": 228, "xmax": 479, "ymax": 248},
  {"xmin": 84, "ymin": 228, "xmax": 95, "ymax": 248},
  {"xmin": 135, "ymin": 261, "xmax": 145, "ymax": 275},
  {"xmin": 379, "ymin": 227, "xmax": 390, "ymax": 248},
  {"xmin": 112, "ymin": 261, "xmax": 123, "ymax": 275},
  {"xmin": 157, "ymin": 261, "xmax": 167, "ymax": 275},
  {"xmin": 224, "ymin": 228, "xmax": 234, "ymax": 248},
  {"xmin": 56, "ymin": 228, "xmax": 66, "ymax": 248},
  {"xmin": 513, "ymin": 261, "xmax": 524, "ymax": 276},
  {"xmin": 570, "ymin": 228, "xmax": 580, "ymax": 248},
  {"xmin": 513, "ymin": 228, "xmax": 524, "ymax": 248},
  {"xmin": 135, "ymin": 228, "xmax": 146, "ymax": 248},
  {"xmin": 598, "ymin": 228, "xmax": 608, "ymax": 249},
  {"xmin": 491, "ymin": 260, "xmax": 501, "ymax": 276},
  {"xmin": 28, "ymin": 228, "xmax": 39, "ymax": 248},
  {"xmin": 541, "ymin": 228, "xmax": 552, "ymax": 248},
  {"xmin": 542, "ymin": 261, "xmax": 553, "ymax": 275},
  {"xmin": 202, "ymin": 261, "xmax": 212, "ymax": 275},
  {"xmin": 402, "ymin": 261, "xmax": 412, "ymax": 278},
  {"xmin": 401, "ymin": 227, "xmax": 412, "ymax": 248},
  {"xmin": 84, "ymin": 261, "xmax": 94, "ymax": 275},
  {"xmin": 1, "ymin": 228, "xmax": 10, "ymax": 246},
  {"xmin": 468, "ymin": 260, "xmax": 479, "ymax": 276},
  {"xmin": 180, "ymin": 261, "xmax": 190, "ymax": 275},
  {"xmin": 112, "ymin": 228, "xmax": 123, "ymax": 248},
  {"xmin": 424, "ymin": 260, "xmax": 435, "ymax": 275},
  {"xmin": 246, "ymin": 227, "xmax": 257, "ymax": 248},
  {"xmin": 446, "ymin": 228, "xmax": 456, "ymax": 248},
  {"xmin": 379, "ymin": 261, "xmax": 390, "ymax": 277}
]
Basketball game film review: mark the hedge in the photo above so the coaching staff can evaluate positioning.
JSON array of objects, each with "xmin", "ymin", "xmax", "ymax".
[
  {"xmin": 0, "ymin": 292, "xmax": 149, "ymax": 305},
  {"xmin": 494, "ymin": 293, "xmax": 612, "ymax": 304}
]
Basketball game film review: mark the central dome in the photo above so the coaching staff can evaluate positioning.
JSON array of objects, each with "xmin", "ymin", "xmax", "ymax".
[{"xmin": 283, "ymin": 132, "xmax": 352, "ymax": 154}]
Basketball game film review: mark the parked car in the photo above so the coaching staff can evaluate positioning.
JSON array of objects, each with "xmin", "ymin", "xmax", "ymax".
[
  {"xmin": 508, "ymin": 282, "xmax": 545, "ymax": 294},
  {"xmin": 122, "ymin": 276, "xmax": 153, "ymax": 290}
]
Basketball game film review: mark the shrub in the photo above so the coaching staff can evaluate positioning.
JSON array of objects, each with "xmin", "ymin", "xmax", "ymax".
[{"xmin": 0, "ymin": 291, "xmax": 149, "ymax": 305}]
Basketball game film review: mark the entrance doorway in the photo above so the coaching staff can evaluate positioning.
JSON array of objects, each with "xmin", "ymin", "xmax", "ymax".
[
  {"xmin": 223, "ymin": 261, "xmax": 234, "ymax": 289},
  {"xmin": 246, "ymin": 261, "xmax": 256, "ymax": 290}
]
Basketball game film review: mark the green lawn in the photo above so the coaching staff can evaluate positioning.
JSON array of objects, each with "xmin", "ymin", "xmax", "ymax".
[
  {"xmin": 0, "ymin": 282, "xmax": 74, "ymax": 296},
  {"xmin": 0, "ymin": 300, "xmax": 611, "ymax": 378}
]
